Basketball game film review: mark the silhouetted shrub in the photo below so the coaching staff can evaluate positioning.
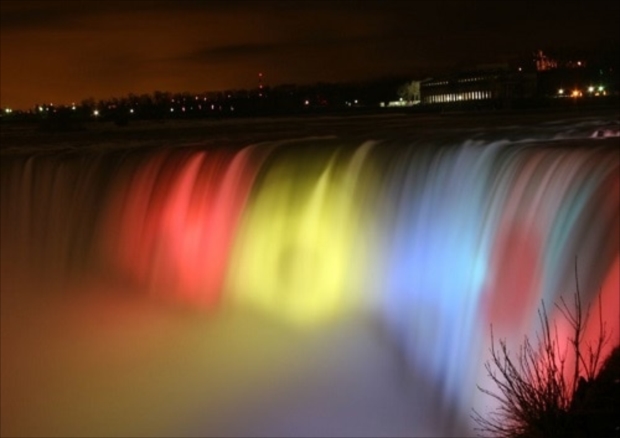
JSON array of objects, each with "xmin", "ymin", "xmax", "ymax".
[{"xmin": 473, "ymin": 267, "xmax": 617, "ymax": 438}]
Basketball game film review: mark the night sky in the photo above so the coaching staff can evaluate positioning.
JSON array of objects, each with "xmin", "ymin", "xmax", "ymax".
[{"xmin": 1, "ymin": 0, "xmax": 619, "ymax": 110}]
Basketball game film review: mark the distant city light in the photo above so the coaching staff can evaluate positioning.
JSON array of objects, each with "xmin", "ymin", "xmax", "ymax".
[{"xmin": 11, "ymin": 62, "xmax": 608, "ymax": 120}]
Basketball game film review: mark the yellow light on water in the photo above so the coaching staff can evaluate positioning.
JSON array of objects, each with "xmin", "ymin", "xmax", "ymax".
[{"xmin": 227, "ymin": 144, "xmax": 378, "ymax": 327}]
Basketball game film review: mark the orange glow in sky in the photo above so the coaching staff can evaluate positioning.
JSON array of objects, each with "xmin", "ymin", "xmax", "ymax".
[{"xmin": 1, "ymin": 0, "xmax": 619, "ymax": 110}]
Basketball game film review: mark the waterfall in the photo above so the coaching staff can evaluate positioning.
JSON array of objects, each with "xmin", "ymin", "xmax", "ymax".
[{"xmin": 1, "ymin": 121, "xmax": 618, "ymax": 437}]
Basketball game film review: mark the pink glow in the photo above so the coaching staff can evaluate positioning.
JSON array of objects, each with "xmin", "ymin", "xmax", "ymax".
[{"xmin": 486, "ymin": 225, "xmax": 542, "ymax": 332}]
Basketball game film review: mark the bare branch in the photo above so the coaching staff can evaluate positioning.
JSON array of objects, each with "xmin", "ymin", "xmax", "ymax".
[{"xmin": 473, "ymin": 265, "xmax": 613, "ymax": 438}]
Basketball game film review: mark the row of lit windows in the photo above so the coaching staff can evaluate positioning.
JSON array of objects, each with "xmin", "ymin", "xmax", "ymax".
[
  {"xmin": 457, "ymin": 76, "xmax": 489, "ymax": 83},
  {"xmin": 424, "ymin": 90, "xmax": 492, "ymax": 104},
  {"xmin": 425, "ymin": 75, "xmax": 501, "ymax": 87},
  {"xmin": 425, "ymin": 81, "xmax": 449, "ymax": 87}
]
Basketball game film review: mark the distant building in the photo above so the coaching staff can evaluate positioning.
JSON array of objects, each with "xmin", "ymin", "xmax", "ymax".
[
  {"xmin": 419, "ymin": 65, "xmax": 537, "ymax": 106},
  {"xmin": 534, "ymin": 50, "xmax": 558, "ymax": 71}
]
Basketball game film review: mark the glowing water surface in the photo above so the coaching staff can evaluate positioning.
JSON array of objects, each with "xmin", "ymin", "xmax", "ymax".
[{"xmin": 1, "ymin": 115, "xmax": 618, "ymax": 437}]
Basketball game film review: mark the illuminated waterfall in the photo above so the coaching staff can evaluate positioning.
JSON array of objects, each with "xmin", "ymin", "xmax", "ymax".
[
  {"xmin": 1, "ymin": 123, "xmax": 618, "ymax": 437},
  {"xmin": 102, "ymin": 146, "xmax": 271, "ymax": 307},
  {"xmin": 227, "ymin": 140, "xmax": 380, "ymax": 326},
  {"xmin": 375, "ymin": 141, "xmax": 619, "ymax": 422}
]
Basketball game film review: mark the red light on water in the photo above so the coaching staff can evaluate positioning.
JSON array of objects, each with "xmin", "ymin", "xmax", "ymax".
[{"xmin": 106, "ymin": 149, "xmax": 261, "ymax": 308}]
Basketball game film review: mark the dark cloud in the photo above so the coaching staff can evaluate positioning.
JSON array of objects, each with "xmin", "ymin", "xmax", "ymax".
[
  {"xmin": 0, "ymin": 2, "xmax": 89, "ymax": 30},
  {"xmin": 181, "ymin": 43, "xmax": 283, "ymax": 63},
  {"xmin": 179, "ymin": 32, "xmax": 416, "ymax": 64},
  {"xmin": 0, "ymin": 1, "xmax": 233, "ymax": 31}
]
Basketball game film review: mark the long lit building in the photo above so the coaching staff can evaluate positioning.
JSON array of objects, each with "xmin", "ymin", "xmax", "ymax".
[{"xmin": 420, "ymin": 65, "xmax": 536, "ymax": 105}]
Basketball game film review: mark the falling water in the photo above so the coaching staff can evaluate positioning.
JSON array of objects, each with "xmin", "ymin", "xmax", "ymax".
[{"xmin": 1, "ymin": 115, "xmax": 618, "ymax": 437}]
